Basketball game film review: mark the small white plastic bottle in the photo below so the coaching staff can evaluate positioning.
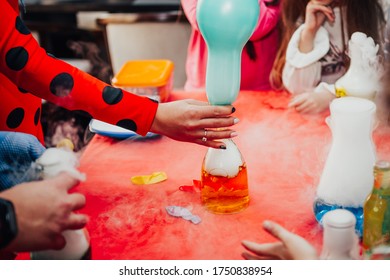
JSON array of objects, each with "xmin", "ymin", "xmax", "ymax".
[
  {"xmin": 320, "ymin": 209, "xmax": 360, "ymax": 260},
  {"xmin": 30, "ymin": 147, "xmax": 91, "ymax": 260}
]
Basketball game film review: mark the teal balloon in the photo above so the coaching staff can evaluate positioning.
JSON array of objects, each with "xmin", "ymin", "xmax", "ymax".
[{"xmin": 197, "ymin": 0, "xmax": 260, "ymax": 105}]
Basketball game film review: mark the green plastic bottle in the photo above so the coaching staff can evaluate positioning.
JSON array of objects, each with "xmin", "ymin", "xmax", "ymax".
[{"xmin": 362, "ymin": 161, "xmax": 390, "ymax": 259}]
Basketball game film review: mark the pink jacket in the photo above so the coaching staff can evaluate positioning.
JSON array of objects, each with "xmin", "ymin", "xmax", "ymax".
[{"xmin": 182, "ymin": 0, "xmax": 281, "ymax": 91}]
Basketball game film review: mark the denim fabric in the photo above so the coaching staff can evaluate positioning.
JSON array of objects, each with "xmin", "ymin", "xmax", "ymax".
[{"xmin": 0, "ymin": 132, "xmax": 45, "ymax": 191}]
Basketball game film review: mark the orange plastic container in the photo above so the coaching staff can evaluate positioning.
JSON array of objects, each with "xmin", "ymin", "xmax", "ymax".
[{"xmin": 112, "ymin": 59, "xmax": 174, "ymax": 102}]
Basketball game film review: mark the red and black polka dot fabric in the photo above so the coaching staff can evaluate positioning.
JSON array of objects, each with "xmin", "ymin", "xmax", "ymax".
[{"xmin": 0, "ymin": 0, "xmax": 158, "ymax": 144}]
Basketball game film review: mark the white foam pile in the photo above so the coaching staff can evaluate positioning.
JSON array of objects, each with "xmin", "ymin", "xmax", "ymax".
[{"xmin": 203, "ymin": 139, "xmax": 243, "ymax": 178}]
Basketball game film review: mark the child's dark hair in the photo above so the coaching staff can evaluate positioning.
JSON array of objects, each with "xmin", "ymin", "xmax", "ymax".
[{"xmin": 264, "ymin": 0, "xmax": 280, "ymax": 7}]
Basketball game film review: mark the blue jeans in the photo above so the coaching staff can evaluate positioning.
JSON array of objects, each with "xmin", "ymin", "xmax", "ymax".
[{"xmin": 0, "ymin": 132, "xmax": 45, "ymax": 191}]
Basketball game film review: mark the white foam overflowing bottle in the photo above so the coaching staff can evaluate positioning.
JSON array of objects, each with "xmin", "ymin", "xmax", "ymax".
[
  {"xmin": 201, "ymin": 139, "xmax": 249, "ymax": 214},
  {"xmin": 313, "ymin": 97, "xmax": 377, "ymax": 237},
  {"xmin": 335, "ymin": 32, "xmax": 382, "ymax": 100}
]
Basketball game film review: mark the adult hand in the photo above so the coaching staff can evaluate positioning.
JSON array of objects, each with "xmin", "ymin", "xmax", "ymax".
[
  {"xmin": 288, "ymin": 91, "xmax": 334, "ymax": 113},
  {"xmin": 241, "ymin": 220, "xmax": 318, "ymax": 260},
  {"xmin": 150, "ymin": 99, "xmax": 238, "ymax": 149},
  {"xmin": 0, "ymin": 132, "xmax": 45, "ymax": 190},
  {"xmin": 0, "ymin": 172, "xmax": 87, "ymax": 253}
]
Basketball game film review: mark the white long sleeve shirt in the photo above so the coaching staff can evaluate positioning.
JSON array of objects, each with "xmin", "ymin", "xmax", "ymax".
[{"xmin": 282, "ymin": 7, "xmax": 348, "ymax": 95}]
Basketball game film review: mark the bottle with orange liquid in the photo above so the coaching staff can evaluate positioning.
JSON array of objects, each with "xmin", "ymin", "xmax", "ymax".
[{"xmin": 201, "ymin": 139, "xmax": 249, "ymax": 214}]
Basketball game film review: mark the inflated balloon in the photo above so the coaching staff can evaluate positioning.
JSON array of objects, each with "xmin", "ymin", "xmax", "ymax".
[{"xmin": 197, "ymin": 0, "xmax": 259, "ymax": 105}]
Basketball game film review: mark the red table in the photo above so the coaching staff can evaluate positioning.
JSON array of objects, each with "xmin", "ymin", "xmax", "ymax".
[{"xmin": 73, "ymin": 90, "xmax": 390, "ymax": 260}]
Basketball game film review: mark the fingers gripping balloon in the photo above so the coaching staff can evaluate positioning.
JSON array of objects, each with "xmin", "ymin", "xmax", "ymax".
[{"xmin": 197, "ymin": 0, "xmax": 260, "ymax": 105}]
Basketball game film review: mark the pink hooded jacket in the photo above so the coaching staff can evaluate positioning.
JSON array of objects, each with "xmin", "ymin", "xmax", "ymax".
[{"xmin": 182, "ymin": 0, "xmax": 281, "ymax": 91}]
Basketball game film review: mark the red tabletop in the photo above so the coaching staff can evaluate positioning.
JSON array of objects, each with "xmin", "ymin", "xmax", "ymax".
[{"xmin": 70, "ymin": 90, "xmax": 390, "ymax": 260}]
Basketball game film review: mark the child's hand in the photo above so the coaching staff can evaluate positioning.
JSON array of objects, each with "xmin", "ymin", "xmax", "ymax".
[
  {"xmin": 305, "ymin": 0, "xmax": 335, "ymax": 33},
  {"xmin": 241, "ymin": 220, "xmax": 318, "ymax": 260},
  {"xmin": 299, "ymin": 0, "xmax": 336, "ymax": 53},
  {"xmin": 288, "ymin": 91, "xmax": 335, "ymax": 114}
]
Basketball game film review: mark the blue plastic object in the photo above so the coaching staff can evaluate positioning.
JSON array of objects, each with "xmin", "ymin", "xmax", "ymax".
[
  {"xmin": 197, "ymin": 0, "xmax": 260, "ymax": 105},
  {"xmin": 313, "ymin": 198, "xmax": 364, "ymax": 238},
  {"xmin": 89, "ymin": 119, "xmax": 160, "ymax": 140}
]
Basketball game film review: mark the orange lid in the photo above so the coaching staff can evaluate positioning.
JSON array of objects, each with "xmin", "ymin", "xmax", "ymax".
[{"xmin": 112, "ymin": 60, "xmax": 174, "ymax": 87}]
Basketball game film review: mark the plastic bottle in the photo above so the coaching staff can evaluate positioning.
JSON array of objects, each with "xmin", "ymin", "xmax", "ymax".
[
  {"xmin": 31, "ymin": 229, "xmax": 91, "ymax": 260},
  {"xmin": 30, "ymin": 145, "xmax": 91, "ymax": 260},
  {"xmin": 362, "ymin": 160, "xmax": 390, "ymax": 259},
  {"xmin": 320, "ymin": 209, "xmax": 360, "ymax": 260},
  {"xmin": 313, "ymin": 97, "xmax": 377, "ymax": 237},
  {"xmin": 334, "ymin": 32, "xmax": 381, "ymax": 100},
  {"xmin": 201, "ymin": 139, "xmax": 249, "ymax": 214}
]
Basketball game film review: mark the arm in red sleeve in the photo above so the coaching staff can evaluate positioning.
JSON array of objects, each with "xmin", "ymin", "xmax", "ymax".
[{"xmin": 0, "ymin": 0, "xmax": 157, "ymax": 136}]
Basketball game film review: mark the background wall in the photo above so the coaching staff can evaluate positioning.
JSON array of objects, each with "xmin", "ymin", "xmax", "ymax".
[{"xmin": 101, "ymin": 15, "xmax": 191, "ymax": 89}]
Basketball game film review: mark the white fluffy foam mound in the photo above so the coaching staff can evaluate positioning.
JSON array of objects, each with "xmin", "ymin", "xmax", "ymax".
[
  {"xmin": 203, "ymin": 139, "xmax": 243, "ymax": 177},
  {"xmin": 35, "ymin": 147, "xmax": 86, "ymax": 181}
]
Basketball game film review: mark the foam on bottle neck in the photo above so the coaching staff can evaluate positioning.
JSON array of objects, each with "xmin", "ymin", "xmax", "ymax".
[{"xmin": 204, "ymin": 140, "xmax": 243, "ymax": 178}]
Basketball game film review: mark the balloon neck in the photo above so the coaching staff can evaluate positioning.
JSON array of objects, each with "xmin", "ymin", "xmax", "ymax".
[{"xmin": 206, "ymin": 49, "xmax": 241, "ymax": 105}]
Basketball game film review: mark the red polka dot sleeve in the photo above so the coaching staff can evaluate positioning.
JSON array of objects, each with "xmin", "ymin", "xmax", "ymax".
[{"xmin": 0, "ymin": 0, "xmax": 158, "ymax": 136}]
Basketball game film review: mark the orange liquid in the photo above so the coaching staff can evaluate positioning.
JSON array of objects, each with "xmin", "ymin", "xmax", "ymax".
[{"xmin": 201, "ymin": 164, "xmax": 249, "ymax": 214}]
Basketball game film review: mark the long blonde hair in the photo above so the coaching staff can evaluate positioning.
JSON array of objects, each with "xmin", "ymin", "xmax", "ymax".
[{"xmin": 269, "ymin": 0, "xmax": 385, "ymax": 90}]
